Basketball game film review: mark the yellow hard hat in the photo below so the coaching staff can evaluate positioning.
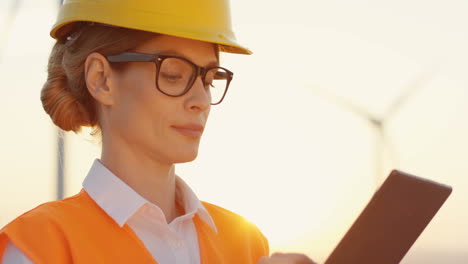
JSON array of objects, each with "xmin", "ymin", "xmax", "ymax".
[{"xmin": 51, "ymin": 0, "xmax": 251, "ymax": 55}]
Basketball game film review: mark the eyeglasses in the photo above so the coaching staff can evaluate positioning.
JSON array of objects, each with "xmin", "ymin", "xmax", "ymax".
[{"xmin": 106, "ymin": 52, "xmax": 233, "ymax": 105}]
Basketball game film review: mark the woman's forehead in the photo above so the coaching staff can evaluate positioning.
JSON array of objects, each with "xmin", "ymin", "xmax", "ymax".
[{"xmin": 136, "ymin": 34, "xmax": 219, "ymax": 66}]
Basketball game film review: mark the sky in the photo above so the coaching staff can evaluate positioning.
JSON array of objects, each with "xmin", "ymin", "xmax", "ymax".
[{"xmin": 1, "ymin": 0, "xmax": 467, "ymax": 263}]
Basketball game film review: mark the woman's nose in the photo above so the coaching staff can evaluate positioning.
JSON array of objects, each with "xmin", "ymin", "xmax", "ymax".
[{"xmin": 185, "ymin": 76, "xmax": 211, "ymax": 112}]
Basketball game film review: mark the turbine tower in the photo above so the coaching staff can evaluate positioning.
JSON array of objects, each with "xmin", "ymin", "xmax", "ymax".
[{"xmin": 56, "ymin": 0, "xmax": 65, "ymax": 200}]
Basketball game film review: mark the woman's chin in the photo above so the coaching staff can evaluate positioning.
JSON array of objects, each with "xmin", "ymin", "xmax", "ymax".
[{"xmin": 171, "ymin": 149, "xmax": 199, "ymax": 164}]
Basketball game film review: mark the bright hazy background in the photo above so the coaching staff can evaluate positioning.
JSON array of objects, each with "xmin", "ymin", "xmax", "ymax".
[{"xmin": 1, "ymin": 0, "xmax": 467, "ymax": 263}]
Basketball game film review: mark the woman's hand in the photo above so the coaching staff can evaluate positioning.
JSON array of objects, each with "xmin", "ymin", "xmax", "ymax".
[{"xmin": 258, "ymin": 253, "xmax": 317, "ymax": 264}]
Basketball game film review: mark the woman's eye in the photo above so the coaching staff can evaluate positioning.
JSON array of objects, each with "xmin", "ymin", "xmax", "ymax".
[
  {"xmin": 206, "ymin": 84, "xmax": 214, "ymax": 90},
  {"xmin": 160, "ymin": 72, "xmax": 183, "ymax": 82},
  {"xmin": 204, "ymin": 79, "xmax": 214, "ymax": 89}
]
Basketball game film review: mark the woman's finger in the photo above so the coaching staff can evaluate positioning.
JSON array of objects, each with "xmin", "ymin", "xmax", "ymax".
[{"xmin": 258, "ymin": 252, "xmax": 317, "ymax": 264}]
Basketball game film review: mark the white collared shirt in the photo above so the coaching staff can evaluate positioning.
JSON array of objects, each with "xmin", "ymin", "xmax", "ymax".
[{"xmin": 2, "ymin": 159, "xmax": 217, "ymax": 264}]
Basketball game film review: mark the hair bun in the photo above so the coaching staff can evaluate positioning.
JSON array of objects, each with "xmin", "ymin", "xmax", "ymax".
[{"xmin": 41, "ymin": 42, "xmax": 91, "ymax": 132}]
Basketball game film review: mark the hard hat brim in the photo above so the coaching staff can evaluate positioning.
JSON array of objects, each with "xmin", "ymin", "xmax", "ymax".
[{"xmin": 50, "ymin": 2, "xmax": 252, "ymax": 55}]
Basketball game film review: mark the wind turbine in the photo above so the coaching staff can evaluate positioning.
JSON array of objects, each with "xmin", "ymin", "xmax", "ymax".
[{"xmin": 307, "ymin": 69, "xmax": 437, "ymax": 188}]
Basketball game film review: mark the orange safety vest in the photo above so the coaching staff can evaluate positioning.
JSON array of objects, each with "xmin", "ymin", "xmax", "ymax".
[{"xmin": 0, "ymin": 189, "xmax": 269, "ymax": 263}]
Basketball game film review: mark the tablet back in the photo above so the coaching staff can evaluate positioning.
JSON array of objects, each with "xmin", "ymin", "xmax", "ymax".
[{"xmin": 324, "ymin": 170, "xmax": 452, "ymax": 264}]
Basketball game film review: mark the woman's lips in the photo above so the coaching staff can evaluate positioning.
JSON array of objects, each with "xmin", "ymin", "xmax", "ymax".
[{"xmin": 171, "ymin": 124, "xmax": 204, "ymax": 138}]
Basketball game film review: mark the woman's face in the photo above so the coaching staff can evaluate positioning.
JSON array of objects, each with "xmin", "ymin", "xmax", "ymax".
[{"xmin": 106, "ymin": 35, "xmax": 216, "ymax": 165}]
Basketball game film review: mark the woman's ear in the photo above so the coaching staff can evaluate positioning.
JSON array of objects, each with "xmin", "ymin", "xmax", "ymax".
[{"xmin": 85, "ymin": 52, "xmax": 115, "ymax": 106}]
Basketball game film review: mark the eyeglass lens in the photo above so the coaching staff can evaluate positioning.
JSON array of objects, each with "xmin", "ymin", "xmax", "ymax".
[{"xmin": 158, "ymin": 58, "xmax": 228, "ymax": 104}]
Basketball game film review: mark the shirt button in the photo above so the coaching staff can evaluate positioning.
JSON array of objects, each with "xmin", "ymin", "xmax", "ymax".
[{"xmin": 174, "ymin": 241, "xmax": 182, "ymax": 249}]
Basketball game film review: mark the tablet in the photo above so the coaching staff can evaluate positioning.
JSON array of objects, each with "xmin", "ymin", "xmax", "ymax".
[{"xmin": 324, "ymin": 170, "xmax": 452, "ymax": 264}]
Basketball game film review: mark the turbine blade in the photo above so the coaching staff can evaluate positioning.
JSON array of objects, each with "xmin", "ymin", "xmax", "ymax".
[
  {"xmin": 385, "ymin": 67, "xmax": 439, "ymax": 119},
  {"xmin": 307, "ymin": 84, "xmax": 377, "ymax": 121}
]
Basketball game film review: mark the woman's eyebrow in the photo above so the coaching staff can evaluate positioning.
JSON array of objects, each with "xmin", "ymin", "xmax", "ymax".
[{"xmin": 156, "ymin": 49, "xmax": 219, "ymax": 67}]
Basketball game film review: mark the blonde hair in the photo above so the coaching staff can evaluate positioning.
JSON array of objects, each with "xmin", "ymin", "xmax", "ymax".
[{"xmin": 41, "ymin": 23, "xmax": 154, "ymax": 133}]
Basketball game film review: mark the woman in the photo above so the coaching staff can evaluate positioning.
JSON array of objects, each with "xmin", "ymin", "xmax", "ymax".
[{"xmin": 0, "ymin": 0, "xmax": 315, "ymax": 263}]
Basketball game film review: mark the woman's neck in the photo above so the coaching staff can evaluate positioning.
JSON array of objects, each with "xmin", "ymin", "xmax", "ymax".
[{"xmin": 100, "ymin": 141, "xmax": 180, "ymax": 224}]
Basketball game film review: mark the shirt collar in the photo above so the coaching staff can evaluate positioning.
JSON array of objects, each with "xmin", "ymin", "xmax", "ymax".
[
  {"xmin": 175, "ymin": 175, "xmax": 218, "ymax": 233},
  {"xmin": 82, "ymin": 159, "xmax": 217, "ymax": 232}
]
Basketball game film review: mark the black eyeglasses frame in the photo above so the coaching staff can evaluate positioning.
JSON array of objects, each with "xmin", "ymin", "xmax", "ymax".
[{"xmin": 106, "ymin": 51, "xmax": 233, "ymax": 105}]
